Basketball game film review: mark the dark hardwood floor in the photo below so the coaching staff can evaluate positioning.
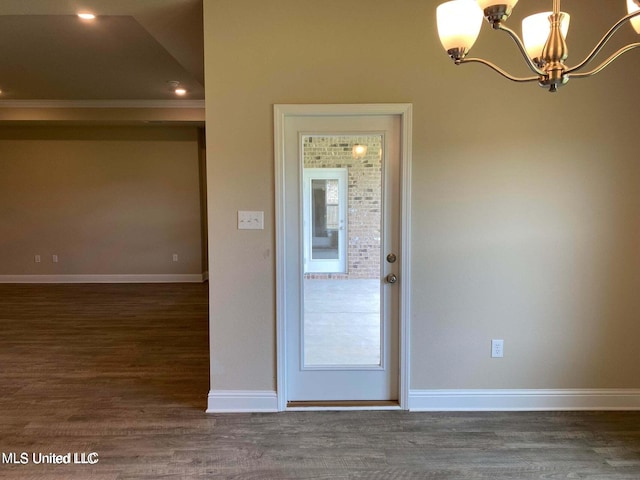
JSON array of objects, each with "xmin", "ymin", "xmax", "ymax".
[{"xmin": 1, "ymin": 283, "xmax": 640, "ymax": 479}]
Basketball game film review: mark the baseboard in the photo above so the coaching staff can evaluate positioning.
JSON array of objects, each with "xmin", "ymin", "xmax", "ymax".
[
  {"xmin": 408, "ymin": 389, "xmax": 640, "ymax": 411},
  {"xmin": 205, "ymin": 389, "xmax": 640, "ymax": 413},
  {"xmin": 0, "ymin": 274, "xmax": 205, "ymax": 284},
  {"xmin": 206, "ymin": 390, "xmax": 278, "ymax": 413}
]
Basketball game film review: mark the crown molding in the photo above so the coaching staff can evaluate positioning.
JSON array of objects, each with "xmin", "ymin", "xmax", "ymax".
[{"xmin": 0, "ymin": 100, "xmax": 205, "ymax": 109}]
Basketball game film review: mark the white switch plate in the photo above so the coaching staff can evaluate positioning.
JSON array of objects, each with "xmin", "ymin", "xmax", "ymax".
[{"xmin": 238, "ymin": 211, "xmax": 264, "ymax": 230}]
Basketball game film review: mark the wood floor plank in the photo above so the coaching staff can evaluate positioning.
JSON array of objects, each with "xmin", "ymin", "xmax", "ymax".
[{"xmin": 1, "ymin": 283, "xmax": 640, "ymax": 479}]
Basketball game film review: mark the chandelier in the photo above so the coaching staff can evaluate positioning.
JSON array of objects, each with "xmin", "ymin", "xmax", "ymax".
[{"xmin": 436, "ymin": 0, "xmax": 640, "ymax": 92}]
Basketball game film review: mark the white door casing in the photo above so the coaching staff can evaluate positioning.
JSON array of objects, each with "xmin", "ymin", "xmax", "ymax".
[{"xmin": 274, "ymin": 104, "xmax": 412, "ymax": 410}]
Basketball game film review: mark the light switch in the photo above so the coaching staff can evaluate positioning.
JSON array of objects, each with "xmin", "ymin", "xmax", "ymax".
[{"xmin": 238, "ymin": 211, "xmax": 264, "ymax": 230}]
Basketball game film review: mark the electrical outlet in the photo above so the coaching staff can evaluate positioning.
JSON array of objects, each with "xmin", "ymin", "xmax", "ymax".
[
  {"xmin": 172, "ymin": 253, "xmax": 179, "ymax": 262},
  {"xmin": 491, "ymin": 339, "xmax": 504, "ymax": 358},
  {"xmin": 52, "ymin": 254, "xmax": 58, "ymax": 263},
  {"xmin": 34, "ymin": 255, "xmax": 41, "ymax": 263}
]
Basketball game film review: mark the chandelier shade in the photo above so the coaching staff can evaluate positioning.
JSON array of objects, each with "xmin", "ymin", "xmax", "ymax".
[
  {"xmin": 476, "ymin": 0, "xmax": 517, "ymax": 8},
  {"xmin": 629, "ymin": 0, "xmax": 640, "ymax": 34},
  {"xmin": 436, "ymin": 1, "xmax": 483, "ymax": 53},
  {"xmin": 436, "ymin": 0, "xmax": 640, "ymax": 92}
]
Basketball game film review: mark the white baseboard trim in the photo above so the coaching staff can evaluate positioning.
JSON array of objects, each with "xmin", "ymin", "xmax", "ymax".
[
  {"xmin": 206, "ymin": 390, "xmax": 278, "ymax": 413},
  {"xmin": 409, "ymin": 389, "xmax": 640, "ymax": 411},
  {"xmin": 205, "ymin": 389, "xmax": 640, "ymax": 413},
  {"xmin": 0, "ymin": 274, "xmax": 205, "ymax": 284}
]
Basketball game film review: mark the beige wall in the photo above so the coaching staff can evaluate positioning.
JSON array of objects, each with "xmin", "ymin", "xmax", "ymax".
[
  {"xmin": 0, "ymin": 126, "xmax": 203, "ymax": 277},
  {"xmin": 204, "ymin": 0, "xmax": 640, "ymax": 392}
]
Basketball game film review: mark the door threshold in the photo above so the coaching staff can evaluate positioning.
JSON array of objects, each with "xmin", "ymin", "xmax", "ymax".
[{"xmin": 287, "ymin": 400, "xmax": 401, "ymax": 411}]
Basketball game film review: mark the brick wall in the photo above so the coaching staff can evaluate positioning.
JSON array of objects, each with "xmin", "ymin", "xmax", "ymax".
[{"xmin": 303, "ymin": 135, "xmax": 382, "ymax": 279}]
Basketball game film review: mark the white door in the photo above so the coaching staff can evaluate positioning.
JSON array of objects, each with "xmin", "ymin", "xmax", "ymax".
[
  {"xmin": 303, "ymin": 168, "xmax": 348, "ymax": 274},
  {"xmin": 278, "ymin": 110, "xmax": 403, "ymax": 403}
]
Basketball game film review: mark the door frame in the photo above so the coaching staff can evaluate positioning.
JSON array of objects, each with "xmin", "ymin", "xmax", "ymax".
[{"xmin": 274, "ymin": 104, "xmax": 412, "ymax": 411}]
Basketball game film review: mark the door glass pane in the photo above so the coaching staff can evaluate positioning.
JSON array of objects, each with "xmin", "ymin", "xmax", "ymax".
[
  {"xmin": 311, "ymin": 179, "xmax": 339, "ymax": 260},
  {"xmin": 302, "ymin": 135, "xmax": 383, "ymax": 366}
]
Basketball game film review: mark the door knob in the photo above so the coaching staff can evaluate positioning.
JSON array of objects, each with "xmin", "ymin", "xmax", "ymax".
[{"xmin": 385, "ymin": 273, "xmax": 398, "ymax": 284}]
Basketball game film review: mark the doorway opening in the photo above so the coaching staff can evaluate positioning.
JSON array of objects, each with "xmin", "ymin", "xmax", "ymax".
[{"xmin": 274, "ymin": 104, "xmax": 412, "ymax": 410}]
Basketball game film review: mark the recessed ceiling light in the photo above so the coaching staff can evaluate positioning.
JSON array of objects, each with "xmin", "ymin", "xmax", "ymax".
[
  {"xmin": 78, "ymin": 13, "xmax": 96, "ymax": 20},
  {"xmin": 168, "ymin": 81, "xmax": 187, "ymax": 96}
]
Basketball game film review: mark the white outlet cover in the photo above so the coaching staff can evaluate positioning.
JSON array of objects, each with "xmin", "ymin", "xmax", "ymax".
[{"xmin": 491, "ymin": 339, "xmax": 504, "ymax": 358}]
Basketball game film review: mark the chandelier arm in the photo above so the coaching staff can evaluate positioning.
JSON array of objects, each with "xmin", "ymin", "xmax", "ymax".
[
  {"xmin": 458, "ymin": 58, "xmax": 540, "ymax": 83},
  {"xmin": 566, "ymin": 10, "xmax": 640, "ymax": 74},
  {"xmin": 495, "ymin": 24, "xmax": 546, "ymax": 76},
  {"xmin": 567, "ymin": 43, "xmax": 640, "ymax": 79}
]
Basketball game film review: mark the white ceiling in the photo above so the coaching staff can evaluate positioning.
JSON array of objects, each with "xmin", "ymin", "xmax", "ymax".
[{"xmin": 0, "ymin": 0, "xmax": 204, "ymax": 101}]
